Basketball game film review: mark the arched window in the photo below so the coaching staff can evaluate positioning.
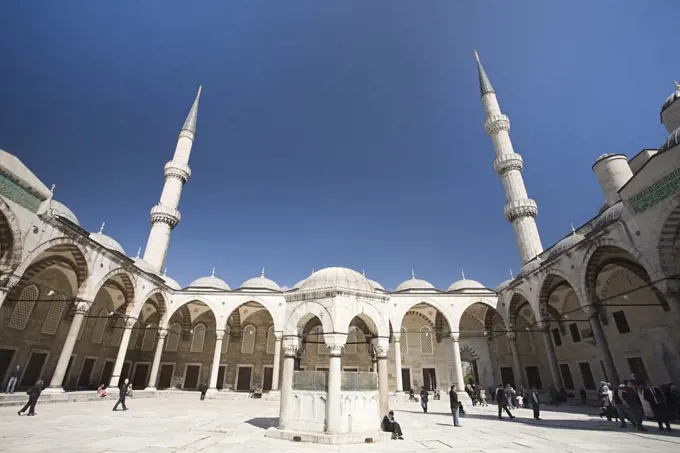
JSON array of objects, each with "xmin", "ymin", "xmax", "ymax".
[
  {"xmin": 8, "ymin": 284, "xmax": 39, "ymax": 330},
  {"xmin": 222, "ymin": 329, "xmax": 230, "ymax": 353},
  {"xmin": 345, "ymin": 327, "xmax": 358, "ymax": 354},
  {"xmin": 266, "ymin": 326, "xmax": 275, "ymax": 354},
  {"xmin": 242, "ymin": 324, "xmax": 256, "ymax": 354},
  {"xmin": 165, "ymin": 322, "xmax": 182, "ymax": 352},
  {"xmin": 190, "ymin": 323, "xmax": 207, "ymax": 353},
  {"xmin": 77, "ymin": 305, "xmax": 90, "ymax": 340},
  {"xmin": 420, "ymin": 326, "xmax": 434, "ymax": 355},
  {"xmin": 91, "ymin": 309, "xmax": 109, "ymax": 344},
  {"xmin": 400, "ymin": 327, "xmax": 408, "ymax": 357},
  {"xmin": 127, "ymin": 322, "xmax": 139, "ymax": 350},
  {"xmin": 41, "ymin": 293, "xmax": 67, "ymax": 335},
  {"xmin": 110, "ymin": 317, "xmax": 125, "ymax": 347},
  {"xmin": 141, "ymin": 324, "xmax": 157, "ymax": 351},
  {"xmin": 314, "ymin": 326, "xmax": 328, "ymax": 355}
]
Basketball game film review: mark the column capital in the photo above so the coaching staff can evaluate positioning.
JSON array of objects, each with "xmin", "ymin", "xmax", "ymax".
[
  {"xmin": 391, "ymin": 332, "xmax": 401, "ymax": 342},
  {"xmin": 124, "ymin": 318, "xmax": 137, "ymax": 329},
  {"xmin": 450, "ymin": 332, "xmax": 460, "ymax": 342},
  {"xmin": 324, "ymin": 333, "xmax": 347, "ymax": 357},
  {"xmin": 274, "ymin": 331, "xmax": 283, "ymax": 341},
  {"xmin": 215, "ymin": 329, "xmax": 226, "ymax": 340},
  {"xmin": 157, "ymin": 328, "xmax": 168, "ymax": 339},
  {"xmin": 374, "ymin": 345, "xmax": 389, "ymax": 359},
  {"xmin": 74, "ymin": 301, "xmax": 92, "ymax": 315},
  {"xmin": 282, "ymin": 336, "xmax": 299, "ymax": 357}
]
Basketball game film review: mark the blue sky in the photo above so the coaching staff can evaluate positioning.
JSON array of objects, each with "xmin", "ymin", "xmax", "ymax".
[{"xmin": 1, "ymin": 1, "xmax": 678, "ymax": 290}]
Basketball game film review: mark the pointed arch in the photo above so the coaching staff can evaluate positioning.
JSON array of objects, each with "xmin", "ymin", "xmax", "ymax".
[
  {"xmin": 8, "ymin": 284, "xmax": 39, "ymax": 330},
  {"xmin": 89, "ymin": 267, "xmax": 136, "ymax": 312},
  {"xmin": 91, "ymin": 309, "xmax": 109, "ymax": 344},
  {"xmin": 242, "ymin": 324, "xmax": 256, "ymax": 354},
  {"xmin": 165, "ymin": 322, "xmax": 182, "ymax": 352},
  {"xmin": 41, "ymin": 293, "xmax": 68, "ymax": 335}
]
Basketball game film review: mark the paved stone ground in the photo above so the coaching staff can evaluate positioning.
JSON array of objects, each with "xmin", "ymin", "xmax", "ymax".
[{"xmin": 1, "ymin": 397, "xmax": 678, "ymax": 452}]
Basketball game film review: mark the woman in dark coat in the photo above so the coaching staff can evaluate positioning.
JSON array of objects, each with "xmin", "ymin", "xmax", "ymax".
[{"xmin": 17, "ymin": 379, "xmax": 43, "ymax": 416}]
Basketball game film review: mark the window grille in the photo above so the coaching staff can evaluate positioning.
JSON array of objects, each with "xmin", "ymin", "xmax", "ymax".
[
  {"xmin": 345, "ymin": 327, "xmax": 358, "ymax": 354},
  {"xmin": 91, "ymin": 309, "xmax": 109, "ymax": 344},
  {"xmin": 400, "ymin": 327, "xmax": 408, "ymax": 357},
  {"xmin": 266, "ymin": 326, "xmax": 275, "ymax": 354},
  {"xmin": 165, "ymin": 323, "xmax": 181, "ymax": 352},
  {"xmin": 190, "ymin": 323, "xmax": 207, "ymax": 353},
  {"xmin": 314, "ymin": 326, "xmax": 328, "ymax": 354},
  {"xmin": 241, "ymin": 325, "xmax": 256, "ymax": 354},
  {"xmin": 142, "ymin": 324, "xmax": 157, "ymax": 351},
  {"xmin": 8, "ymin": 285, "xmax": 39, "ymax": 330},
  {"xmin": 420, "ymin": 326, "xmax": 434, "ymax": 355},
  {"xmin": 41, "ymin": 293, "xmax": 67, "ymax": 335}
]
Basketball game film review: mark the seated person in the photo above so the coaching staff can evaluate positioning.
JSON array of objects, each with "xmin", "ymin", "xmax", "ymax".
[
  {"xmin": 97, "ymin": 384, "xmax": 107, "ymax": 398},
  {"xmin": 381, "ymin": 410, "xmax": 404, "ymax": 440}
]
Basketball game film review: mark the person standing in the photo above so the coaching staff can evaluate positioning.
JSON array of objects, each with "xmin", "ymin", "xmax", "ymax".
[
  {"xmin": 622, "ymin": 380, "xmax": 646, "ymax": 431},
  {"xmin": 420, "ymin": 386, "xmax": 429, "ymax": 413},
  {"xmin": 17, "ymin": 379, "xmax": 43, "ymax": 416},
  {"xmin": 643, "ymin": 383, "xmax": 672, "ymax": 432},
  {"xmin": 5, "ymin": 365, "xmax": 21, "ymax": 394},
  {"xmin": 496, "ymin": 384, "xmax": 514, "ymax": 419},
  {"xmin": 449, "ymin": 385, "xmax": 461, "ymax": 427},
  {"xmin": 580, "ymin": 388, "xmax": 587, "ymax": 405},
  {"xmin": 112, "ymin": 378, "xmax": 129, "ymax": 411},
  {"xmin": 199, "ymin": 382, "xmax": 208, "ymax": 401},
  {"xmin": 531, "ymin": 386, "xmax": 540, "ymax": 420}
]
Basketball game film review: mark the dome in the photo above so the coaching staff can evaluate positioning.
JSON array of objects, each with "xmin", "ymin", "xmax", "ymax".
[
  {"xmin": 517, "ymin": 258, "xmax": 543, "ymax": 278},
  {"xmin": 133, "ymin": 257, "xmax": 158, "ymax": 275},
  {"xmin": 162, "ymin": 271, "xmax": 181, "ymax": 291},
  {"xmin": 368, "ymin": 279, "xmax": 385, "ymax": 291},
  {"xmin": 299, "ymin": 267, "xmax": 374, "ymax": 293},
  {"xmin": 660, "ymin": 126, "xmax": 680, "ymax": 153},
  {"xmin": 592, "ymin": 202, "xmax": 624, "ymax": 231},
  {"xmin": 240, "ymin": 271, "xmax": 281, "ymax": 292},
  {"xmin": 187, "ymin": 270, "xmax": 231, "ymax": 291},
  {"xmin": 662, "ymin": 86, "xmax": 680, "ymax": 113},
  {"xmin": 89, "ymin": 229, "xmax": 125, "ymax": 255},
  {"xmin": 42, "ymin": 199, "xmax": 79, "ymax": 225},
  {"xmin": 593, "ymin": 153, "xmax": 618, "ymax": 166},
  {"xmin": 447, "ymin": 279, "xmax": 485, "ymax": 292},
  {"xmin": 395, "ymin": 272, "xmax": 436, "ymax": 292},
  {"xmin": 292, "ymin": 279, "xmax": 305, "ymax": 289},
  {"xmin": 548, "ymin": 230, "xmax": 585, "ymax": 258},
  {"xmin": 495, "ymin": 279, "xmax": 513, "ymax": 291}
]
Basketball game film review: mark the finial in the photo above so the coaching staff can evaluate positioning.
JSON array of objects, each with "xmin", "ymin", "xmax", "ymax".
[
  {"xmin": 99, "ymin": 222, "xmax": 105, "ymax": 234},
  {"xmin": 311, "ymin": 268, "xmax": 315, "ymax": 274},
  {"xmin": 411, "ymin": 269, "xmax": 415, "ymax": 279},
  {"xmin": 474, "ymin": 49, "xmax": 480, "ymax": 62},
  {"xmin": 474, "ymin": 49, "xmax": 495, "ymax": 96},
  {"xmin": 461, "ymin": 269, "xmax": 466, "ymax": 280},
  {"xmin": 674, "ymin": 80, "xmax": 680, "ymax": 91},
  {"xmin": 50, "ymin": 184, "xmax": 56, "ymax": 193},
  {"xmin": 211, "ymin": 267, "xmax": 215, "ymax": 277},
  {"xmin": 136, "ymin": 247, "xmax": 141, "ymax": 258},
  {"xmin": 362, "ymin": 269, "xmax": 366, "ymax": 277},
  {"xmin": 261, "ymin": 267, "xmax": 265, "ymax": 277},
  {"xmin": 163, "ymin": 268, "xmax": 168, "ymax": 276},
  {"xmin": 571, "ymin": 223, "xmax": 576, "ymax": 235},
  {"xmin": 510, "ymin": 269, "xmax": 514, "ymax": 279},
  {"xmin": 181, "ymin": 86, "xmax": 202, "ymax": 134}
]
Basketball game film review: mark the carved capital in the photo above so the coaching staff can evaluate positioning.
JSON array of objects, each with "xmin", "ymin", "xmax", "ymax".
[
  {"xmin": 504, "ymin": 199, "xmax": 538, "ymax": 222},
  {"xmin": 450, "ymin": 332, "xmax": 460, "ymax": 342},
  {"xmin": 282, "ymin": 336, "xmax": 299, "ymax": 357},
  {"xmin": 74, "ymin": 301, "xmax": 92, "ymax": 315},
  {"xmin": 157, "ymin": 329, "xmax": 168, "ymax": 340},
  {"xmin": 215, "ymin": 330, "xmax": 225, "ymax": 340},
  {"xmin": 327, "ymin": 343, "xmax": 344, "ymax": 356},
  {"xmin": 484, "ymin": 114, "xmax": 511, "ymax": 135},
  {"xmin": 323, "ymin": 333, "xmax": 347, "ymax": 356},
  {"xmin": 494, "ymin": 153, "xmax": 524, "ymax": 176},
  {"xmin": 391, "ymin": 332, "xmax": 401, "ymax": 343},
  {"xmin": 274, "ymin": 331, "xmax": 283, "ymax": 341},
  {"xmin": 374, "ymin": 345, "xmax": 389, "ymax": 359}
]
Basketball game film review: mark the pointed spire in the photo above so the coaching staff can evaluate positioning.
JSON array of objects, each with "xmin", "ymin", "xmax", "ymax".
[
  {"xmin": 461, "ymin": 269, "xmax": 466, "ymax": 280},
  {"xmin": 675, "ymin": 80, "xmax": 680, "ymax": 91},
  {"xmin": 99, "ymin": 222, "xmax": 105, "ymax": 233},
  {"xmin": 474, "ymin": 50, "xmax": 495, "ymax": 97},
  {"xmin": 571, "ymin": 223, "xmax": 576, "ymax": 235},
  {"xmin": 509, "ymin": 269, "xmax": 514, "ymax": 279},
  {"xmin": 181, "ymin": 86, "xmax": 202, "ymax": 135},
  {"xmin": 261, "ymin": 267, "xmax": 265, "ymax": 277},
  {"xmin": 136, "ymin": 247, "xmax": 142, "ymax": 258},
  {"xmin": 362, "ymin": 269, "xmax": 366, "ymax": 277},
  {"xmin": 211, "ymin": 267, "xmax": 215, "ymax": 277},
  {"xmin": 163, "ymin": 268, "xmax": 168, "ymax": 276},
  {"xmin": 411, "ymin": 269, "xmax": 416, "ymax": 279},
  {"xmin": 50, "ymin": 184, "xmax": 56, "ymax": 194}
]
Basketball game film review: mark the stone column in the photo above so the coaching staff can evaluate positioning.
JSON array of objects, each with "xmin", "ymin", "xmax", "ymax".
[
  {"xmin": 45, "ymin": 301, "xmax": 90, "ymax": 392},
  {"xmin": 374, "ymin": 341, "xmax": 390, "ymax": 416},
  {"xmin": 588, "ymin": 308, "xmax": 620, "ymax": 385},
  {"xmin": 393, "ymin": 333, "xmax": 403, "ymax": 392},
  {"xmin": 109, "ymin": 318, "xmax": 135, "ymax": 388},
  {"xmin": 326, "ymin": 343, "xmax": 343, "ymax": 434},
  {"xmin": 450, "ymin": 333, "xmax": 465, "ymax": 392},
  {"xmin": 145, "ymin": 329, "xmax": 167, "ymax": 390},
  {"xmin": 271, "ymin": 332, "xmax": 282, "ymax": 391},
  {"xmin": 209, "ymin": 330, "xmax": 225, "ymax": 390},
  {"xmin": 507, "ymin": 332, "xmax": 525, "ymax": 389},
  {"xmin": 278, "ymin": 338, "xmax": 298, "ymax": 430},
  {"xmin": 541, "ymin": 321, "xmax": 564, "ymax": 389}
]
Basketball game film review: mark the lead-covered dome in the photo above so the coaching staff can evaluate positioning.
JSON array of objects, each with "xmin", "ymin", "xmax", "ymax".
[
  {"xmin": 299, "ymin": 267, "xmax": 374, "ymax": 293},
  {"xmin": 89, "ymin": 224, "xmax": 125, "ymax": 255},
  {"xmin": 133, "ymin": 257, "xmax": 158, "ymax": 274},
  {"xmin": 368, "ymin": 279, "xmax": 385, "ymax": 291},
  {"xmin": 517, "ymin": 257, "xmax": 543, "ymax": 278},
  {"xmin": 42, "ymin": 199, "xmax": 79, "ymax": 225},
  {"xmin": 660, "ymin": 126, "xmax": 680, "ymax": 153},
  {"xmin": 549, "ymin": 229, "xmax": 585, "ymax": 257},
  {"xmin": 496, "ymin": 279, "xmax": 514, "ymax": 291},
  {"xmin": 162, "ymin": 270, "xmax": 181, "ymax": 291},
  {"xmin": 186, "ymin": 269, "xmax": 231, "ymax": 291},
  {"xmin": 240, "ymin": 270, "xmax": 281, "ymax": 292},
  {"xmin": 448, "ymin": 278, "xmax": 485, "ymax": 292},
  {"xmin": 662, "ymin": 83, "xmax": 680, "ymax": 113},
  {"xmin": 395, "ymin": 272, "xmax": 436, "ymax": 292}
]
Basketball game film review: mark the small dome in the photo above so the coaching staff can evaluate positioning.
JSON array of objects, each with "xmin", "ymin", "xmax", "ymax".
[
  {"xmin": 593, "ymin": 153, "xmax": 617, "ymax": 166},
  {"xmin": 660, "ymin": 126, "xmax": 680, "ymax": 153},
  {"xmin": 133, "ymin": 257, "xmax": 158, "ymax": 275},
  {"xmin": 187, "ymin": 271, "xmax": 231, "ymax": 291},
  {"xmin": 240, "ymin": 272, "xmax": 281, "ymax": 292},
  {"xmin": 299, "ymin": 267, "xmax": 374, "ymax": 293},
  {"xmin": 549, "ymin": 230, "xmax": 585, "ymax": 257},
  {"xmin": 395, "ymin": 272, "xmax": 436, "ymax": 292},
  {"xmin": 368, "ymin": 279, "xmax": 385, "ymax": 291},
  {"xmin": 495, "ymin": 279, "xmax": 513, "ymax": 291},
  {"xmin": 447, "ymin": 279, "xmax": 485, "ymax": 292},
  {"xmin": 292, "ymin": 279, "xmax": 305, "ymax": 289},
  {"xmin": 162, "ymin": 271, "xmax": 181, "ymax": 291},
  {"xmin": 42, "ymin": 199, "xmax": 79, "ymax": 225},
  {"xmin": 592, "ymin": 202, "xmax": 624, "ymax": 231},
  {"xmin": 517, "ymin": 258, "xmax": 543, "ymax": 278},
  {"xmin": 90, "ymin": 231, "xmax": 125, "ymax": 255},
  {"xmin": 662, "ymin": 86, "xmax": 680, "ymax": 113}
]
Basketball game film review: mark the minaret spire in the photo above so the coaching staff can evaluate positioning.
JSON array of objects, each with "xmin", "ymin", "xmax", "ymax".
[
  {"xmin": 476, "ymin": 53, "xmax": 543, "ymax": 265},
  {"xmin": 143, "ymin": 87, "xmax": 201, "ymax": 272}
]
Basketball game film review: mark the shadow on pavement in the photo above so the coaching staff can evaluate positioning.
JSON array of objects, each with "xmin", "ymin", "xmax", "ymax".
[{"xmin": 245, "ymin": 417, "xmax": 278, "ymax": 429}]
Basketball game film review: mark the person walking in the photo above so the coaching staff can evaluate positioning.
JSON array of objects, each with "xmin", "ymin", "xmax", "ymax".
[
  {"xmin": 112, "ymin": 378, "xmax": 129, "ymax": 411},
  {"xmin": 622, "ymin": 380, "xmax": 646, "ymax": 431},
  {"xmin": 199, "ymin": 382, "xmax": 208, "ymax": 401},
  {"xmin": 496, "ymin": 384, "xmax": 514, "ymax": 419},
  {"xmin": 5, "ymin": 365, "xmax": 21, "ymax": 394},
  {"xmin": 17, "ymin": 379, "xmax": 43, "ymax": 416},
  {"xmin": 420, "ymin": 386, "xmax": 429, "ymax": 413},
  {"xmin": 531, "ymin": 386, "xmax": 541, "ymax": 420},
  {"xmin": 643, "ymin": 382, "xmax": 672, "ymax": 432},
  {"xmin": 449, "ymin": 385, "xmax": 461, "ymax": 427},
  {"xmin": 613, "ymin": 384, "xmax": 630, "ymax": 428}
]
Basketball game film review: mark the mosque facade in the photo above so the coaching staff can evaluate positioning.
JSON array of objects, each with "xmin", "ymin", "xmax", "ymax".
[{"xmin": 1, "ymin": 56, "xmax": 680, "ymax": 428}]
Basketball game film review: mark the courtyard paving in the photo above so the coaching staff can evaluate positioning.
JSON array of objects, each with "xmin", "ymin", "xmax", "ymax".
[{"xmin": 0, "ymin": 396, "xmax": 678, "ymax": 453}]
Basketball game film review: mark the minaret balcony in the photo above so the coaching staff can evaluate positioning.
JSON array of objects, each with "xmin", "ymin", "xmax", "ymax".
[
  {"xmin": 504, "ymin": 199, "xmax": 538, "ymax": 222},
  {"xmin": 150, "ymin": 204, "xmax": 181, "ymax": 227},
  {"xmin": 484, "ymin": 114, "xmax": 510, "ymax": 135},
  {"xmin": 493, "ymin": 153, "xmax": 523, "ymax": 176},
  {"xmin": 164, "ymin": 161, "xmax": 191, "ymax": 183}
]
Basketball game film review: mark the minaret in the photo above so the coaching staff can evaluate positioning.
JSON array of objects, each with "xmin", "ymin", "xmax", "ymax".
[
  {"xmin": 475, "ymin": 51, "xmax": 543, "ymax": 265},
  {"xmin": 143, "ymin": 87, "xmax": 201, "ymax": 272}
]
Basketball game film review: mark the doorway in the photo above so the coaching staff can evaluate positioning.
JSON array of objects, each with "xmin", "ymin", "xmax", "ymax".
[
  {"xmin": 78, "ymin": 358, "xmax": 97, "ymax": 388},
  {"xmin": 236, "ymin": 365, "xmax": 252, "ymax": 391},
  {"xmin": 422, "ymin": 368, "xmax": 437, "ymax": 391},
  {"xmin": 0, "ymin": 348, "xmax": 16, "ymax": 386},
  {"xmin": 500, "ymin": 367, "xmax": 515, "ymax": 387},
  {"xmin": 100, "ymin": 360, "xmax": 115, "ymax": 387},
  {"xmin": 401, "ymin": 368, "xmax": 412, "ymax": 392},
  {"xmin": 184, "ymin": 364, "xmax": 201, "ymax": 389},
  {"xmin": 158, "ymin": 364, "xmax": 174, "ymax": 389},
  {"xmin": 132, "ymin": 363, "xmax": 150, "ymax": 389},
  {"xmin": 217, "ymin": 365, "xmax": 226, "ymax": 390},
  {"xmin": 262, "ymin": 366, "xmax": 273, "ymax": 391},
  {"xmin": 20, "ymin": 351, "xmax": 48, "ymax": 388},
  {"xmin": 525, "ymin": 366, "xmax": 542, "ymax": 389}
]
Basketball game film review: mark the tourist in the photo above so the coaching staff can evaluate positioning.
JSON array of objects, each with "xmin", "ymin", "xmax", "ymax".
[
  {"xmin": 622, "ymin": 380, "xmax": 646, "ymax": 431},
  {"xmin": 97, "ymin": 384, "xmax": 107, "ymax": 398},
  {"xmin": 199, "ymin": 382, "xmax": 208, "ymax": 401},
  {"xmin": 643, "ymin": 382, "xmax": 672, "ymax": 432},
  {"xmin": 516, "ymin": 393, "xmax": 524, "ymax": 408},
  {"xmin": 449, "ymin": 385, "xmax": 461, "ymax": 427},
  {"xmin": 408, "ymin": 388, "xmax": 418, "ymax": 402},
  {"xmin": 667, "ymin": 383, "xmax": 679, "ymax": 420},
  {"xmin": 419, "ymin": 386, "xmax": 429, "ymax": 413},
  {"xmin": 613, "ymin": 384, "xmax": 630, "ymax": 428},
  {"xmin": 530, "ymin": 386, "xmax": 540, "ymax": 420},
  {"xmin": 495, "ymin": 384, "xmax": 514, "ymax": 419},
  {"xmin": 17, "ymin": 379, "xmax": 43, "ymax": 416},
  {"xmin": 580, "ymin": 388, "xmax": 587, "ymax": 405},
  {"xmin": 505, "ymin": 384, "xmax": 516, "ymax": 409},
  {"xmin": 5, "ymin": 365, "xmax": 21, "ymax": 394},
  {"xmin": 479, "ymin": 386, "xmax": 488, "ymax": 406},
  {"xmin": 433, "ymin": 388, "xmax": 440, "ymax": 400},
  {"xmin": 636, "ymin": 382, "xmax": 655, "ymax": 420},
  {"xmin": 381, "ymin": 410, "xmax": 404, "ymax": 440},
  {"xmin": 112, "ymin": 378, "xmax": 129, "ymax": 411},
  {"xmin": 599, "ymin": 385, "xmax": 617, "ymax": 422},
  {"xmin": 488, "ymin": 385, "xmax": 495, "ymax": 402}
]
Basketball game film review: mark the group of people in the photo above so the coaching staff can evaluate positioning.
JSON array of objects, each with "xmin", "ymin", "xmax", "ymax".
[
  {"xmin": 599, "ymin": 377, "xmax": 678, "ymax": 432},
  {"xmin": 465, "ymin": 383, "xmax": 488, "ymax": 406}
]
